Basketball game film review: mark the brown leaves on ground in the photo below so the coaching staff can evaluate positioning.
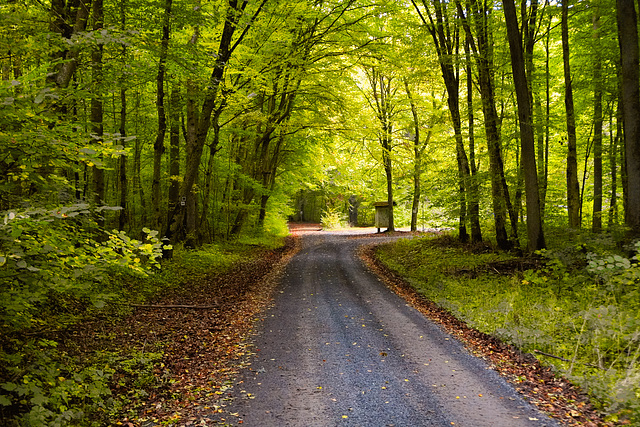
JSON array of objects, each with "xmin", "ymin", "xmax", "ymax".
[
  {"xmin": 359, "ymin": 243, "xmax": 610, "ymax": 427},
  {"xmin": 67, "ymin": 237, "xmax": 299, "ymax": 426}
]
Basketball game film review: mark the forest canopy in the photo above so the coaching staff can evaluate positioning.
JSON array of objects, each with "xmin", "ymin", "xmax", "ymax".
[{"xmin": 2, "ymin": 0, "xmax": 640, "ymax": 424}]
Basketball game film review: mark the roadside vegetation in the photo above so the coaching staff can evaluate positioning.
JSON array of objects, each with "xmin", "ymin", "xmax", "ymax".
[
  {"xmin": 0, "ymin": 207, "xmax": 288, "ymax": 426},
  {"xmin": 375, "ymin": 229, "xmax": 640, "ymax": 425}
]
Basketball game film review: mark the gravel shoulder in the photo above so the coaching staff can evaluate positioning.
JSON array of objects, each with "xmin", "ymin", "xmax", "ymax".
[{"xmin": 216, "ymin": 230, "xmax": 562, "ymax": 426}]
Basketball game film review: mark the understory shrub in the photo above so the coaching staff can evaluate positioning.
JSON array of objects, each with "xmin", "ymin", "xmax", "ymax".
[
  {"xmin": 321, "ymin": 206, "xmax": 347, "ymax": 229},
  {"xmin": 376, "ymin": 232, "xmax": 640, "ymax": 424},
  {"xmin": 0, "ymin": 205, "xmax": 280, "ymax": 425}
]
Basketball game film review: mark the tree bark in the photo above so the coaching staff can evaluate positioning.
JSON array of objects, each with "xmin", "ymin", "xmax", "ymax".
[
  {"xmin": 152, "ymin": 0, "xmax": 172, "ymax": 231},
  {"xmin": 591, "ymin": 7, "xmax": 603, "ymax": 233},
  {"xmin": 457, "ymin": 0, "xmax": 512, "ymax": 249},
  {"xmin": 47, "ymin": 0, "xmax": 92, "ymax": 89},
  {"xmin": 90, "ymin": 0, "xmax": 104, "ymax": 227},
  {"xmin": 562, "ymin": 0, "xmax": 581, "ymax": 228},
  {"xmin": 166, "ymin": 0, "xmax": 268, "ymax": 243},
  {"xmin": 167, "ymin": 86, "xmax": 181, "ymax": 234},
  {"xmin": 503, "ymin": 0, "xmax": 546, "ymax": 251},
  {"xmin": 608, "ymin": 101, "xmax": 621, "ymax": 228},
  {"xmin": 617, "ymin": 0, "xmax": 640, "ymax": 235},
  {"xmin": 412, "ymin": 0, "xmax": 474, "ymax": 243},
  {"xmin": 465, "ymin": 37, "xmax": 482, "ymax": 243},
  {"xmin": 118, "ymin": 1, "xmax": 128, "ymax": 231},
  {"xmin": 404, "ymin": 79, "xmax": 430, "ymax": 232}
]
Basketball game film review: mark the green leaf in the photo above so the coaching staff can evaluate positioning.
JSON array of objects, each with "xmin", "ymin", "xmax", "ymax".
[{"xmin": 0, "ymin": 395, "xmax": 11, "ymax": 406}]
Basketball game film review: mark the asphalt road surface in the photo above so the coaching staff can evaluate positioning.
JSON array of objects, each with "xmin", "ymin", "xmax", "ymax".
[{"xmin": 221, "ymin": 230, "xmax": 560, "ymax": 427}]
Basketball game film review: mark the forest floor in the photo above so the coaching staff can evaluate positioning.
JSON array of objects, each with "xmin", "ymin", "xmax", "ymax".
[{"xmin": 108, "ymin": 224, "xmax": 606, "ymax": 426}]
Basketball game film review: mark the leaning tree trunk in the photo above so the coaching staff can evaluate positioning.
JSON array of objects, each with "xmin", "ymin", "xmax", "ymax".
[{"xmin": 412, "ymin": 0, "xmax": 474, "ymax": 242}]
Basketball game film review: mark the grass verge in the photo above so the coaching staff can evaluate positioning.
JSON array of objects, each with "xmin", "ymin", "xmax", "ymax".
[{"xmin": 374, "ymin": 231, "xmax": 640, "ymax": 425}]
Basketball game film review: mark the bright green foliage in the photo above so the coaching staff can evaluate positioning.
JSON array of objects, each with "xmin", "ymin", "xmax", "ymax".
[
  {"xmin": 321, "ymin": 206, "xmax": 348, "ymax": 230},
  {"xmin": 0, "ymin": 205, "xmax": 166, "ymax": 332},
  {"xmin": 377, "ymin": 233, "xmax": 640, "ymax": 422}
]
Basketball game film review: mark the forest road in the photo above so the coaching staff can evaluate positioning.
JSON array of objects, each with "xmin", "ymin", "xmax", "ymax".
[{"xmin": 218, "ymin": 230, "xmax": 560, "ymax": 427}]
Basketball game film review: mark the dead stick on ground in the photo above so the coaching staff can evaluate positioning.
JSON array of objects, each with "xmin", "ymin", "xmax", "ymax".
[{"xmin": 534, "ymin": 349, "xmax": 601, "ymax": 369}]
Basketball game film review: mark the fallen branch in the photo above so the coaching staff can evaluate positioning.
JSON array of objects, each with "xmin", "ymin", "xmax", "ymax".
[
  {"xmin": 534, "ymin": 349, "xmax": 602, "ymax": 369},
  {"xmin": 130, "ymin": 304, "xmax": 217, "ymax": 310}
]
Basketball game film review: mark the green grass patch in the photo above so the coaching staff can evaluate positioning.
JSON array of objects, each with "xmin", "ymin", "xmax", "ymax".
[{"xmin": 376, "ymin": 231, "xmax": 640, "ymax": 424}]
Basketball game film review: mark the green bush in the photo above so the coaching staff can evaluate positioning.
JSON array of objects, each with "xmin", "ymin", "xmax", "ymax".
[{"xmin": 321, "ymin": 206, "xmax": 347, "ymax": 229}]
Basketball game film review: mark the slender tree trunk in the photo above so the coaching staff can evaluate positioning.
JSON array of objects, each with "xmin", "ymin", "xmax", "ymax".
[
  {"xmin": 459, "ymin": 0, "xmax": 511, "ymax": 249},
  {"xmin": 591, "ymin": 6, "xmax": 604, "ymax": 232},
  {"xmin": 90, "ymin": 0, "xmax": 104, "ymax": 227},
  {"xmin": 118, "ymin": 87, "xmax": 128, "ymax": 230},
  {"xmin": 118, "ymin": 0, "xmax": 128, "ymax": 231},
  {"xmin": 540, "ymin": 20, "xmax": 551, "ymax": 215},
  {"xmin": 465, "ymin": 39, "xmax": 482, "ymax": 243},
  {"xmin": 404, "ymin": 79, "xmax": 429, "ymax": 232},
  {"xmin": 617, "ymin": 0, "xmax": 640, "ymax": 235},
  {"xmin": 608, "ymin": 102, "xmax": 620, "ymax": 229},
  {"xmin": 167, "ymin": 86, "xmax": 181, "ymax": 235},
  {"xmin": 562, "ymin": 0, "xmax": 581, "ymax": 228},
  {"xmin": 152, "ymin": 0, "xmax": 172, "ymax": 231},
  {"xmin": 412, "ymin": 0, "xmax": 473, "ymax": 242}
]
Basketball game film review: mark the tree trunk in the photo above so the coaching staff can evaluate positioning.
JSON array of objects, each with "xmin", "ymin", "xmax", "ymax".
[
  {"xmin": 562, "ymin": 0, "xmax": 581, "ymax": 228},
  {"xmin": 90, "ymin": 0, "xmax": 104, "ymax": 227},
  {"xmin": 413, "ymin": 0, "xmax": 474, "ymax": 242},
  {"xmin": 617, "ymin": 0, "xmax": 640, "ymax": 235},
  {"xmin": 118, "ymin": 86, "xmax": 128, "ymax": 231},
  {"xmin": 458, "ymin": 0, "xmax": 511, "ymax": 249},
  {"xmin": 404, "ymin": 79, "xmax": 429, "ymax": 232},
  {"xmin": 608, "ymin": 101, "xmax": 621, "ymax": 228},
  {"xmin": 166, "ymin": 0, "xmax": 268, "ymax": 244},
  {"xmin": 152, "ymin": 0, "xmax": 172, "ymax": 231},
  {"xmin": 117, "ymin": 1, "xmax": 128, "ymax": 231},
  {"xmin": 167, "ymin": 86, "xmax": 181, "ymax": 235},
  {"xmin": 47, "ymin": 0, "xmax": 92, "ymax": 89},
  {"xmin": 503, "ymin": 0, "xmax": 546, "ymax": 250},
  {"xmin": 590, "ymin": 6, "xmax": 603, "ymax": 232},
  {"xmin": 465, "ymin": 38, "xmax": 482, "ymax": 243}
]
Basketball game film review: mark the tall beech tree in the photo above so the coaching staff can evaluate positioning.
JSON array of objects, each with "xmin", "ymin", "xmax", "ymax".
[
  {"xmin": 165, "ymin": 0, "xmax": 268, "ymax": 243},
  {"xmin": 365, "ymin": 67, "xmax": 398, "ymax": 232},
  {"xmin": 503, "ymin": 0, "xmax": 546, "ymax": 251},
  {"xmin": 562, "ymin": 0, "xmax": 581, "ymax": 229},
  {"xmin": 410, "ymin": 0, "xmax": 477, "ymax": 243},
  {"xmin": 617, "ymin": 0, "xmax": 640, "ymax": 235},
  {"xmin": 457, "ymin": 0, "xmax": 512, "ymax": 249}
]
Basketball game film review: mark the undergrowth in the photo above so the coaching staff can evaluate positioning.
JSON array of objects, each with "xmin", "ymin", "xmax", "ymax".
[
  {"xmin": 0, "ymin": 207, "xmax": 285, "ymax": 426},
  {"xmin": 376, "ymin": 229, "xmax": 640, "ymax": 424}
]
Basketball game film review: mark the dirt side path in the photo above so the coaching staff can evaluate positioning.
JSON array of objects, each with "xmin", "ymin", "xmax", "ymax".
[{"xmin": 213, "ymin": 231, "xmax": 561, "ymax": 426}]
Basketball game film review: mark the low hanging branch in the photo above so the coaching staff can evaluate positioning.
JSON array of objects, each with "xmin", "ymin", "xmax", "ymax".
[{"xmin": 129, "ymin": 304, "xmax": 217, "ymax": 310}]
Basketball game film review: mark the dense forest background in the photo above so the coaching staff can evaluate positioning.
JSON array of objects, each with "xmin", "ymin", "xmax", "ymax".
[
  {"xmin": 2, "ymin": 0, "xmax": 640, "ymax": 424},
  {"xmin": 2, "ymin": 0, "xmax": 640, "ymax": 246}
]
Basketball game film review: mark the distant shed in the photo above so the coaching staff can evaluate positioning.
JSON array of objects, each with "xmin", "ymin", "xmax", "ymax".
[{"xmin": 373, "ymin": 201, "xmax": 391, "ymax": 233}]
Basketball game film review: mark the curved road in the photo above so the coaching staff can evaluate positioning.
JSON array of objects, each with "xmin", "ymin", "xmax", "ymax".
[{"xmin": 221, "ymin": 230, "xmax": 559, "ymax": 426}]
